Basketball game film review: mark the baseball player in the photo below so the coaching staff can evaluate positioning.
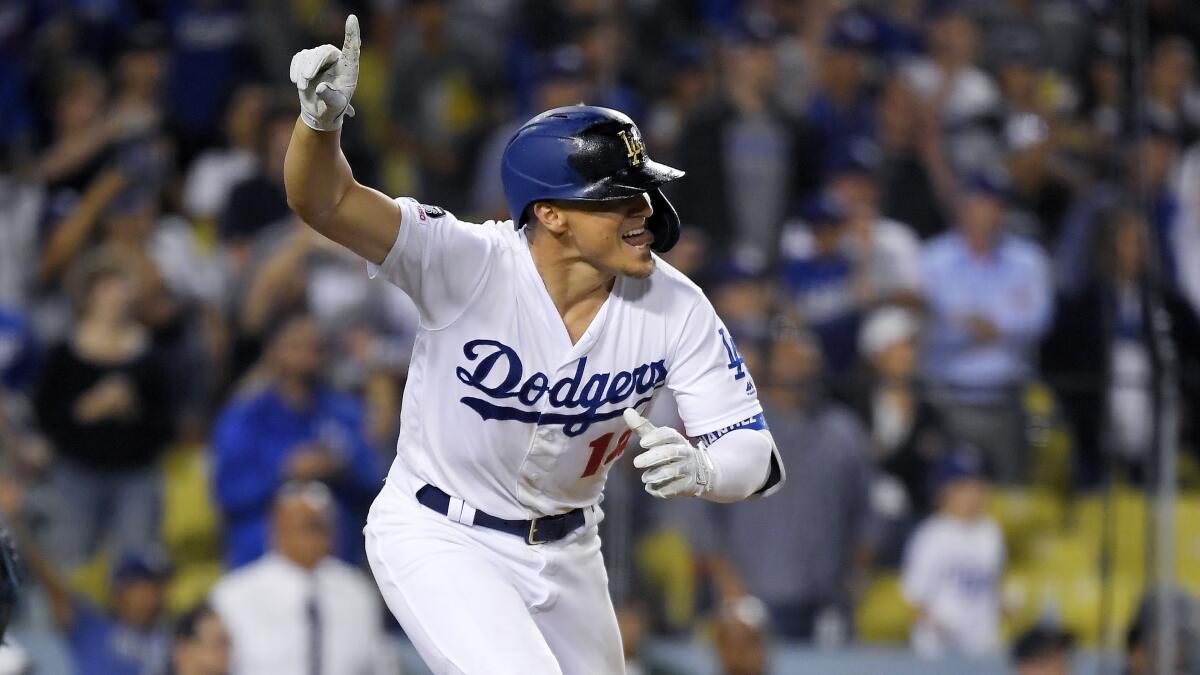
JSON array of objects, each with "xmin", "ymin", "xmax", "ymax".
[{"xmin": 286, "ymin": 16, "xmax": 785, "ymax": 674}]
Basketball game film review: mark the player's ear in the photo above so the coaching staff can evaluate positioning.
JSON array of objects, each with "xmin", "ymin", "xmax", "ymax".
[{"xmin": 531, "ymin": 201, "xmax": 569, "ymax": 237}]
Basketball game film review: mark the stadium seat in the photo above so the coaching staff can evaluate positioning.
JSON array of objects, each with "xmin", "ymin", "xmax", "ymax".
[
  {"xmin": 160, "ymin": 443, "xmax": 224, "ymax": 614},
  {"xmin": 635, "ymin": 529, "xmax": 697, "ymax": 632},
  {"xmin": 988, "ymin": 488, "xmax": 1066, "ymax": 565},
  {"xmin": 855, "ymin": 573, "xmax": 915, "ymax": 643}
]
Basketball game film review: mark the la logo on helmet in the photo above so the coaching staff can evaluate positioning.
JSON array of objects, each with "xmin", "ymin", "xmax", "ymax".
[{"xmin": 617, "ymin": 129, "xmax": 646, "ymax": 167}]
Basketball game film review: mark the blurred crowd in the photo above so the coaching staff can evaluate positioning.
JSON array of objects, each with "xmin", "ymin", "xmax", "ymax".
[{"xmin": 4, "ymin": 0, "xmax": 1200, "ymax": 673}]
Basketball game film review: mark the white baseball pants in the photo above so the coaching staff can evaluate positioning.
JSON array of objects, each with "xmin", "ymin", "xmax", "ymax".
[{"xmin": 364, "ymin": 473, "xmax": 624, "ymax": 675}]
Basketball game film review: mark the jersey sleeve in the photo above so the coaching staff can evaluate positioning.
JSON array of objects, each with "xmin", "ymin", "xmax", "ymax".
[
  {"xmin": 665, "ymin": 296, "xmax": 764, "ymax": 438},
  {"xmin": 367, "ymin": 198, "xmax": 502, "ymax": 329}
]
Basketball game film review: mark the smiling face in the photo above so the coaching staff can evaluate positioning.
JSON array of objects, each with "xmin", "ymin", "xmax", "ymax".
[{"xmin": 530, "ymin": 193, "xmax": 658, "ymax": 279}]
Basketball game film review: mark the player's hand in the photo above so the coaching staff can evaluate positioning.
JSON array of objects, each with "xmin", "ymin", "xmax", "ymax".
[
  {"xmin": 289, "ymin": 14, "xmax": 360, "ymax": 131},
  {"xmin": 623, "ymin": 409, "xmax": 714, "ymax": 499}
]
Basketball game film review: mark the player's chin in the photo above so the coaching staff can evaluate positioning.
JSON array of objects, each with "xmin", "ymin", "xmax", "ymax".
[{"xmin": 618, "ymin": 249, "xmax": 656, "ymax": 279}]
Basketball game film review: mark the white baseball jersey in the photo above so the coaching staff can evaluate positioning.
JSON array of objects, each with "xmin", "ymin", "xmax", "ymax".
[
  {"xmin": 368, "ymin": 197, "xmax": 771, "ymax": 520},
  {"xmin": 901, "ymin": 514, "xmax": 1005, "ymax": 657}
]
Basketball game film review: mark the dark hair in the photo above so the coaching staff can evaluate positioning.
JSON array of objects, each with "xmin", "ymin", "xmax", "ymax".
[{"xmin": 174, "ymin": 602, "xmax": 216, "ymax": 641}]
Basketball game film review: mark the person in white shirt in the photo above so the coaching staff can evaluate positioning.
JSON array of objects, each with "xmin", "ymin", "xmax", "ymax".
[
  {"xmin": 209, "ymin": 482, "xmax": 397, "ymax": 675},
  {"xmin": 901, "ymin": 452, "xmax": 1005, "ymax": 657}
]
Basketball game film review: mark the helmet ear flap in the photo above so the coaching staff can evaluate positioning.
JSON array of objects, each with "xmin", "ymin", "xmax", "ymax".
[{"xmin": 647, "ymin": 188, "xmax": 680, "ymax": 253}]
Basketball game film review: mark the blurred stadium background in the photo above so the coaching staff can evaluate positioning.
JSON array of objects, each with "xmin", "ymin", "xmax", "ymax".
[{"xmin": 2, "ymin": 0, "xmax": 1200, "ymax": 673}]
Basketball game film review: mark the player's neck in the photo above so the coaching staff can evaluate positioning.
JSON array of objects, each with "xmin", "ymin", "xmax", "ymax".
[{"xmin": 528, "ymin": 232, "xmax": 616, "ymax": 317}]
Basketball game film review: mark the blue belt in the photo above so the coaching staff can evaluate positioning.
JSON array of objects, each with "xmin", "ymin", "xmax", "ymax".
[{"xmin": 415, "ymin": 484, "xmax": 587, "ymax": 545}]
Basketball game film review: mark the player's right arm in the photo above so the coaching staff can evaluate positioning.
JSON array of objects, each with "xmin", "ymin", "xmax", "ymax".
[{"xmin": 283, "ymin": 15, "xmax": 399, "ymax": 265}]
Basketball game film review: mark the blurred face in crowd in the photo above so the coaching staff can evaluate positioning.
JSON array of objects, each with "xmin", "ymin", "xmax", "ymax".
[
  {"xmin": 712, "ymin": 279, "xmax": 771, "ymax": 328},
  {"xmin": 1149, "ymin": 39, "xmax": 1195, "ymax": 101},
  {"xmin": 877, "ymin": 75, "xmax": 919, "ymax": 149},
  {"xmin": 269, "ymin": 316, "xmax": 325, "ymax": 386},
  {"xmin": 1133, "ymin": 135, "xmax": 1178, "ymax": 192},
  {"xmin": 929, "ymin": 13, "xmax": 977, "ymax": 67},
  {"xmin": 822, "ymin": 48, "xmax": 866, "ymax": 98},
  {"xmin": 958, "ymin": 193, "xmax": 1005, "ymax": 253},
  {"xmin": 811, "ymin": 220, "xmax": 845, "ymax": 256},
  {"xmin": 225, "ymin": 85, "xmax": 267, "ymax": 151},
  {"xmin": 616, "ymin": 603, "xmax": 646, "ymax": 660},
  {"xmin": 871, "ymin": 334, "xmax": 918, "ymax": 380},
  {"xmin": 536, "ymin": 75, "xmax": 592, "ymax": 112},
  {"xmin": 1114, "ymin": 213, "xmax": 1147, "ymax": 282},
  {"xmin": 767, "ymin": 334, "xmax": 821, "ymax": 391},
  {"xmin": 531, "ymin": 194, "xmax": 658, "ymax": 279},
  {"xmin": 1018, "ymin": 650, "xmax": 1070, "ymax": 675},
  {"xmin": 83, "ymin": 271, "xmax": 138, "ymax": 324},
  {"xmin": 940, "ymin": 477, "xmax": 988, "ymax": 521},
  {"xmin": 104, "ymin": 200, "xmax": 158, "ymax": 245},
  {"xmin": 716, "ymin": 616, "xmax": 766, "ymax": 675},
  {"xmin": 174, "ymin": 610, "xmax": 230, "ymax": 675},
  {"xmin": 112, "ymin": 579, "xmax": 166, "ymax": 630},
  {"xmin": 274, "ymin": 490, "xmax": 335, "ymax": 569},
  {"xmin": 724, "ymin": 42, "xmax": 777, "ymax": 96},
  {"xmin": 661, "ymin": 230, "xmax": 707, "ymax": 279},
  {"xmin": 56, "ymin": 69, "xmax": 106, "ymax": 133},
  {"xmin": 117, "ymin": 48, "xmax": 167, "ymax": 100}
]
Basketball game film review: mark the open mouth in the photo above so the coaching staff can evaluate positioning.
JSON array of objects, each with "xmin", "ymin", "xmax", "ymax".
[{"xmin": 621, "ymin": 227, "xmax": 654, "ymax": 248}]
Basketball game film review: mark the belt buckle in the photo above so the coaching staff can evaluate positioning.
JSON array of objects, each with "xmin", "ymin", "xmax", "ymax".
[{"xmin": 527, "ymin": 516, "xmax": 547, "ymax": 545}]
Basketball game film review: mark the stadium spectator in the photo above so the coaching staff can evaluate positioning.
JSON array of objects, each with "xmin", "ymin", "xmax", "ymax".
[
  {"xmin": 874, "ymin": 72, "xmax": 953, "ymax": 239},
  {"xmin": 902, "ymin": 5, "xmax": 1002, "ymax": 175},
  {"xmin": 705, "ymin": 329, "xmax": 871, "ymax": 642},
  {"xmin": 827, "ymin": 144, "xmax": 923, "ymax": 309},
  {"xmin": 616, "ymin": 600, "xmax": 679, "ymax": 675},
  {"xmin": 714, "ymin": 595, "xmax": 770, "ymax": 675},
  {"xmin": 385, "ymin": 0, "xmax": 495, "ymax": 209},
  {"xmin": 1012, "ymin": 623, "xmax": 1074, "ymax": 675},
  {"xmin": 181, "ymin": 84, "xmax": 268, "ymax": 226},
  {"xmin": 1123, "ymin": 590, "xmax": 1200, "ymax": 675},
  {"xmin": 209, "ymin": 482, "xmax": 395, "ymax": 675},
  {"xmin": 1042, "ymin": 207, "xmax": 1200, "ymax": 486},
  {"xmin": 0, "ymin": 478, "xmax": 172, "ymax": 675},
  {"xmin": 806, "ymin": 9, "xmax": 879, "ymax": 175},
  {"xmin": 902, "ymin": 452, "xmax": 1005, "ymax": 658},
  {"xmin": 676, "ymin": 20, "xmax": 822, "ymax": 270},
  {"xmin": 34, "ymin": 252, "xmax": 175, "ymax": 568},
  {"xmin": 919, "ymin": 173, "xmax": 1052, "ymax": 483},
  {"xmin": 844, "ymin": 306, "xmax": 947, "ymax": 563},
  {"xmin": 218, "ymin": 103, "xmax": 296, "ymax": 248},
  {"xmin": 211, "ymin": 311, "xmax": 383, "ymax": 568},
  {"xmin": 171, "ymin": 603, "xmax": 230, "ymax": 675},
  {"xmin": 778, "ymin": 194, "xmax": 863, "ymax": 374}
]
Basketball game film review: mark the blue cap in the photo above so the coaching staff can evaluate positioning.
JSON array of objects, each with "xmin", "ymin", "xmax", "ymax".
[
  {"xmin": 828, "ymin": 138, "xmax": 882, "ymax": 177},
  {"xmin": 803, "ymin": 192, "xmax": 848, "ymax": 227},
  {"xmin": 929, "ymin": 452, "xmax": 985, "ymax": 493},
  {"xmin": 962, "ymin": 171, "xmax": 1012, "ymax": 201},
  {"xmin": 111, "ymin": 550, "xmax": 172, "ymax": 585},
  {"xmin": 826, "ymin": 10, "xmax": 880, "ymax": 52},
  {"xmin": 723, "ymin": 14, "xmax": 780, "ymax": 48},
  {"xmin": 536, "ymin": 45, "xmax": 588, "ymax": 83}
]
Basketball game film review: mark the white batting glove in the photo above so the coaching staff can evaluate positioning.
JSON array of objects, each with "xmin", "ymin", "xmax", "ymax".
[
  {"xmin": 623, "ymin": 409, "xmax": 715, "ymax": 499},
  {"xmin": 289, "ymin": 14, "xmax": 361, "ymax": 131}
]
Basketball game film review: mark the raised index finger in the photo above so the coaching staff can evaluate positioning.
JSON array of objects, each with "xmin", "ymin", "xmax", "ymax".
[{"xmin": 341, "ymin": 14, "xmax": 361, "ymax": 64}]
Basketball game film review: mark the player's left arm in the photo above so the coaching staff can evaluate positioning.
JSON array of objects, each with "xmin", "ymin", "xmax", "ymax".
[
  {"xmin": 630, "ymin": 292, "xmax": 785, "ymax": 501},
  {"xmin": 624, "ymin": 409, "xmax": 780, "ymax": 502}
]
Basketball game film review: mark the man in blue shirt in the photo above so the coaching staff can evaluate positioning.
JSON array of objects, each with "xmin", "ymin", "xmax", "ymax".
[
  {"xmin": 920, "ymin": 174, "xmax": 1051, "ymax": 483},
  {"xmin": 212, "ymin": 311, "xmax": 384, "ymax": 568},
  {"xmin": 779, "ymin": 194, "xmax": 863, "ymax": 374},
  {"xmin": 0, "ymin": 494, "xmax": 172, "ymax": 675}
]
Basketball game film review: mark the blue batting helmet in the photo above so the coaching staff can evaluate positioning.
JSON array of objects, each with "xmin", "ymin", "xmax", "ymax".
[{"xmin": 501, "ymin": 105, "xmax": 686, "ymax": 252}]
